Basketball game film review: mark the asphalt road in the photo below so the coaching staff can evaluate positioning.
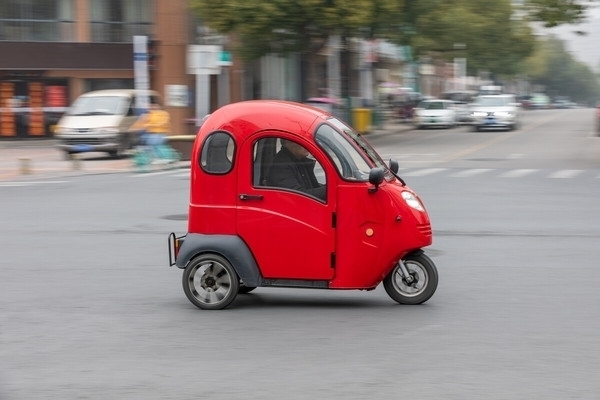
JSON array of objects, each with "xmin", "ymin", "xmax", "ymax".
[{"xmin": 1, "ymin": 107, "xmax": 600, "ymax": 399}]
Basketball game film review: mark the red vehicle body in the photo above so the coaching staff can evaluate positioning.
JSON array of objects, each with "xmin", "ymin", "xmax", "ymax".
[{"xmin": 168, "ymin": 100, "xmax": 438, "ymax": 309}]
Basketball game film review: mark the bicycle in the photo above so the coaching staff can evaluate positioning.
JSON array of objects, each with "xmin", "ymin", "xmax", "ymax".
[{"xmin": 132, "ymin": 133, "xmax": 181, "ymax": 172}]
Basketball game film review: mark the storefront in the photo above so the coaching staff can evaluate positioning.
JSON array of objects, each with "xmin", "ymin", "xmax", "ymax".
[{"xmin": 0, "ymin": 73, "xmax": 69, "ymax": 138}]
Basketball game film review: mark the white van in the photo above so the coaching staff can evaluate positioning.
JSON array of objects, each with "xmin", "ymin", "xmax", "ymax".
[{"xmin": 54, "ymin": 89, "xmax": 161, "ymax": 158}]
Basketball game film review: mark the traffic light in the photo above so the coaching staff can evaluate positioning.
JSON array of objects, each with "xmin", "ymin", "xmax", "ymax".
[{"xmin": 148, "ymin": 39, "xmax": 159, "ymax": 69}]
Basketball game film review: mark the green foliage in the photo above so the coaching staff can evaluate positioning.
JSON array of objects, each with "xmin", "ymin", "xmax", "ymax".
[
  {"xmin": 524, "ymin": 36, "xmax": 600, "ymax": 103},
  {"xmin": 189, "ymin": 0, "xmax": 595, "ymax": 81},
  {"xmin": 190, "ymin": 0, "xmax": 403, "ymax": 60},
  {"xmin": 395, "ymin": 0, "xmax": 535, "ymax": 77},
  {"xmin": 522, "ymin": 0, "xmax": 592, "ymax": 27}
]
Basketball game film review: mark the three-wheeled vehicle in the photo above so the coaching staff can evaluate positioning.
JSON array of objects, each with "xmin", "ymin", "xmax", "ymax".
[{"xmin": 168, "ymin": 100, "xmax": 438, "ymax": 310}]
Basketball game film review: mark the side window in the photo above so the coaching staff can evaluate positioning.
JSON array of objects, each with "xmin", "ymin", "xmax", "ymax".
[
  {"xmin": 200, "ymin": 131, "xmax": 235, "ymax": 174},
  {"xmin": 253, "ymin": 137, "xmax": 327, "ymax": 202},
  {"xmin": 127, "ymin": 97, "xmax": 136, "ymax": 116}
]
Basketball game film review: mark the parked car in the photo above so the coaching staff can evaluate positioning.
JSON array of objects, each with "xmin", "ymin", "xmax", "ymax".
[
  {"xmin": 413, "ymin": 99, "xmax": 457, "ymax": 129},
  {"xmin": 529, "ymin": 93, "xmax": 551, "ymax": 109},
  {"xmin": 469, "ymin": 94, "xmax": 520, "ymax": 131},
  {"xmin": 441, "ymin": 90, "xmax": 477, "ymax": 123},
  {"xmin": 54, "ymin": 89, "xmax": 161, "ymax": 158}
]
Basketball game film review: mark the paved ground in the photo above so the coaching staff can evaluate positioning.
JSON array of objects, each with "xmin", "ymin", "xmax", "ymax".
[
  {"xmin": 0, "ymin": 141, "xmax": 134, "ymax": 181},
  {"xmin": 0, "ymin": 118, "xmax": 413, "ymax": 181}
]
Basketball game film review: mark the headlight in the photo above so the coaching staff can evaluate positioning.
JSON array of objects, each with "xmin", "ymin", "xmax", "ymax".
[
  {"xmin": 495, "ymin": 111, "xmax": 513, "ymax": 117},
  {"xmin": 471, "ymin": 111, "xmax": 487, "ymax": 117},
  {"xmin": 402, "ymin": 191, "xmax": 424, "ymax": 211}
]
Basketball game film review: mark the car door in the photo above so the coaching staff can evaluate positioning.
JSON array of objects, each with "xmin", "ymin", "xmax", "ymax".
[{"xmin": 236, "ymin": 131, "xmax": 336, "ymax": 280}]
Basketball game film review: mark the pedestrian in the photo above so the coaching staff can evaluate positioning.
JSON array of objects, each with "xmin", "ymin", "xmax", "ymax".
[
  {"xmin": 130, "ymin": 102, "xmax": 171, "ymax": 162},
  {"xmin": 266, "ymin": 139, "xmax": 326, "ymax": 200}
]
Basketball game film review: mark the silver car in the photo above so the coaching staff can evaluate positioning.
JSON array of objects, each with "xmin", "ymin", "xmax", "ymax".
[
  {"xmin": 469, "ymin": 94, "xmax": 520, "ymax": 131},
  {"xmin": 55, "ymin": 89, "xmax": 161, "ymax": 158},
  {"xmin": 413, "ymin": 99, "xmax": 457, "ymax": 129}
]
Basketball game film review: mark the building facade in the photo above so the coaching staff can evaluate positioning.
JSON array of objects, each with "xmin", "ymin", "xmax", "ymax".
[
  {"xmin": 0, "ymin": 0, "xmax": 408, "ymax": 139},
  {"xmin": 0, "ymin": 0, "xmax": 227, "ymax": 138}
]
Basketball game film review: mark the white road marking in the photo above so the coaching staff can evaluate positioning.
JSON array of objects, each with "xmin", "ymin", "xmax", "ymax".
[
  {"xmin": 129, "ymin": 169, "xmax": 185, "ymax": 178},
  {"xmin": 449, "ymin": 169, "xmax": 493, "ymax": 177},
  {"xmin": 402, "ymin": 168, "xmax": 447, "ymax": 176},
  {"xmin": 499, "ymin": 169, "xmax": 539, "ymax": 178},
  {"xmin": 0, "ymin": 180, "xmax": 68, "ymax": 187},
  {"xmin": 547, "ymin": 169, "xmax": 583, "ymax": 179}
]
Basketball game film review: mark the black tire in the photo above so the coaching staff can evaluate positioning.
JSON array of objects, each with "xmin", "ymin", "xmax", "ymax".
[
  {"xmin": 383, "ymin": 252, "xmax": 438, "ymax": 305},
  {"xmin": 238, "ymin": 283, "xmax": 256, "ymax": 294},
  {"xmin": 182, "ymin": 254, "xmax": 240, "ymax": 310}
]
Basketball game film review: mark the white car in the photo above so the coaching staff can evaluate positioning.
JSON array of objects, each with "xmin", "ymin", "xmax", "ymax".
[
  {"xmin": 413, "ymin": 99, "xmax": 457, "ymax": 129},
  {"xmin": 469, "ymin": 94, "xmax": 520, "ymax": 131}
]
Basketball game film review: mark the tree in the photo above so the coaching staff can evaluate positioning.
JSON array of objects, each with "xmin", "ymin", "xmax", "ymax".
[
  {"xmin": 190, "ymin": 0, "xmax": 404, "ymax": 98},
  {"xmin": 397, "ymin": 0, "xmax": 535, "ymax": 77},
  {"xmin": 524, "ymin": 36, "xmax": 600, "ymax": 103},
  {"xmin": 189, "ymin": 0, "xmax": 596, "ymax": 98},
  {"xmin": 190, "ymin": 0, "xmax": 403, "ymax": 59},
  {"xmin": 521, "ymin": 0, "xmax": 594, "ymax": 27}
]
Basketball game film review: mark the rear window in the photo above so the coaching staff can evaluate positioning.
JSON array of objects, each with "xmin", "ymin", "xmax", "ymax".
[{"xmin": 199, "ymin": 131, "xmax": 235, "ymax": 174}]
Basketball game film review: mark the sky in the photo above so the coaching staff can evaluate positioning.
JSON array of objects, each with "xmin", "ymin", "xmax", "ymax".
[{"xmin": 547, "ymin": 5, "xmax": 600, "ymax": 72}]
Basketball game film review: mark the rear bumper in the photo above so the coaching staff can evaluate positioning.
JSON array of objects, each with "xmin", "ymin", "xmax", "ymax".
[{"xmin": 168, "ymin": 232, "xmax": 186, "ymax": 267}]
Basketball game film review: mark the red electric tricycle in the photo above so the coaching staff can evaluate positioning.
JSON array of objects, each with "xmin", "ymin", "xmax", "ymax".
[{"xmin": 168, "ymin": 100, "xmax": 438, "ymax": 310}]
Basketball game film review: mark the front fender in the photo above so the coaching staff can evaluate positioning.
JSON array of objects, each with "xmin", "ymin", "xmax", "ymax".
[{"xmin": 176, "ymin": 233, "xmax": 262, "ymax": 287}]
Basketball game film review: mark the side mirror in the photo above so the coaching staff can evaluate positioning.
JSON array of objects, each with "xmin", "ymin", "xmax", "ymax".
[
  {"xmin": 368, "ymin": 167, "xmax": 385, "ymax": 192},
  {"xmin": 389, "ymin": 159, "xmax": 399, "ymax": 174}
]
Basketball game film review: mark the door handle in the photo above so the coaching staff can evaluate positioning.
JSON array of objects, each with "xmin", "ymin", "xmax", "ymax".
[{"xmin": 239, "ymin": 194, "xmax": 263, "ymax": 201}]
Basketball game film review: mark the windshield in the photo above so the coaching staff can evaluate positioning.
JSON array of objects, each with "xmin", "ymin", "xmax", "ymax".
[
  {"xmin": 418, "ymin": 101, "xmax": 447, "ymax": 110},
  {"xmin": 473, "ymin": 96, "xmax": 514, "ymax": 107},
  {"xmin": 68, "ymin": 96, "xmax": 129, "ymax": 116},
  {"xmin": 315, "ymin": 118, "xmax": 389, "ymax": 181}
]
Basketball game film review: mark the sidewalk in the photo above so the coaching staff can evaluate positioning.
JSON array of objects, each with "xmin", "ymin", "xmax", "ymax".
[{"xmin": 0, "ymin": 119, "xmax": 413, "ymax": 181}]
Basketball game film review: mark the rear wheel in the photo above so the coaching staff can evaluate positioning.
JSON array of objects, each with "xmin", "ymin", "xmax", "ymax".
[
  {"xmin": 182, "ymin": 254, "xmax": 239, "ymax": 310},
  {"xmin": 383, "ymin": 252, "xmax": 438, "ymax": 305}
]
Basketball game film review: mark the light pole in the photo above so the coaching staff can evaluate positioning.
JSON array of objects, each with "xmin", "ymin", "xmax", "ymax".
[{"xmin": 453, "ymin": 43, "xmax": 467, "ymax": 91}]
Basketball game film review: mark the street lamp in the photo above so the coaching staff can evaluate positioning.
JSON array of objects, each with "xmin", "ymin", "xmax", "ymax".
[{"xmin": 453, "ymin": 43, "xmax": 467, "ymax": 91}]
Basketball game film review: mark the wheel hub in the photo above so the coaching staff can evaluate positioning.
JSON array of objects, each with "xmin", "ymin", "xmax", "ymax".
[
  {"xmin": 403, "ymin": 272, "xmax": 419, "ymax": 286},
  {"xmin": 202, "ymin": 274, "xmax": 217, "ymax": 290}
]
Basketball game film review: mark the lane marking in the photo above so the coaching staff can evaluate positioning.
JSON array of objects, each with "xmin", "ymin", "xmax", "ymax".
[
  {"xmin": 548, "ymin": 169, "xmax": 583, "ymax": 179},
  {"xmin": 449, "ymin": 168, "xmax": 493, "ymax": 177},
  {"xmin": 129, "ymin": 169, "xmax": 185, "ymax": 178},
  {"xmin": 499, "ymin": 169, "xmax": 538, "ymax": 178},
  {"xmin": 402, "ymin": 168, "xmax": 447, "ymax": 176},
  {"xmin": 0, "ymin": 180, "xmax": 68, "ymax": 187},
  {"xmin": 440, "ymin": 113, "xmax": 566, "ymax": 163}
]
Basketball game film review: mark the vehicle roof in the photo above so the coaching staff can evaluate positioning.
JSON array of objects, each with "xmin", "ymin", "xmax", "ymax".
[
  {"xmin": 421, "ymin": 98, "xmax": 453, "ymax": 102},
  {"xmin": 198, "ymin": 100, "xmax": 331, "ymax": 142},
  {"xmin": 79, "ymin": 89, "xmax": 159, "ymax": 97},
  {"xmin": 477, "ymin": 94, "xmax": 515, "ymax": 98}
]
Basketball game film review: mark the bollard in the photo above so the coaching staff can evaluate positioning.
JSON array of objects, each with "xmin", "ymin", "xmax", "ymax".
[
  {"xmin": 72, "ymin": 154, "xmax": 82, "ymax": 171},
  {"xmin": 19, "ymin": 158, "xmax": 32, "ymax": 175}
]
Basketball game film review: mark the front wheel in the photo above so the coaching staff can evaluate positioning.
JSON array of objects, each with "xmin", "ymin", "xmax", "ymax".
[
  {"xmin": 182, "ymin": 254, "xmax": 240, "ymax": 310},
  {"xmin": 383, "ymin": 252, "xmax": 438, "ymax": 305}
]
